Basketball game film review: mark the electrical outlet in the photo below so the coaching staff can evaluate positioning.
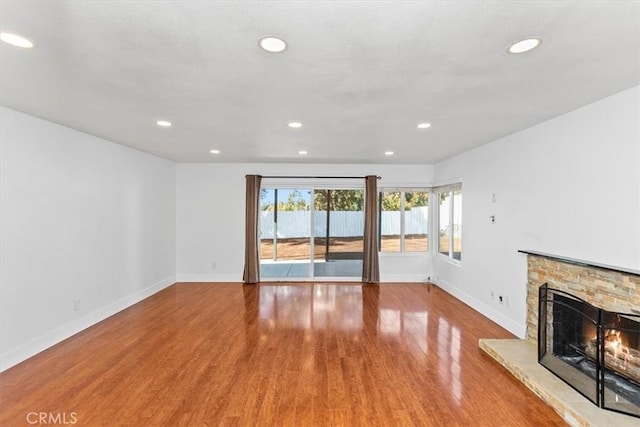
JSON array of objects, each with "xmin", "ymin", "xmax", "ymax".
[
  {"xmin": 498, "ymin": 295, "xmax": 504, "ymax": 304},
  {"xmin": 490, "ymin": 290, "xmax": 495, "ymax": 299},
  {"xmin": 211, "ymin": 261, "xmax": 217, "ymax": 269},
  {"xmin": 74, "ymin": 299, "xmax": 81, "ymax": 311}
]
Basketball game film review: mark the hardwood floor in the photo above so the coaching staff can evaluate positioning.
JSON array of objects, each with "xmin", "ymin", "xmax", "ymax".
[{"xmin": 0, "ymin": 283, "xmax": 565, "ymax": 426}]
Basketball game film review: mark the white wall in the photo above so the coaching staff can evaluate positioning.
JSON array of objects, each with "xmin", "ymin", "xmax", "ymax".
[
  {"xmin": 0, "ymin": 107, "xmax": 177, "ymax": 371},
  {"xmin": 176, "ymin": 163, "xmax": 433, "ymax": 282},
  {"xmin": 432, "ymin": 86, "xmax": 640, "ymax": 337}
]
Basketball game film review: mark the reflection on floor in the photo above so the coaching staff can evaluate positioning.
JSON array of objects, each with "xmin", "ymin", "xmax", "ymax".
[
  {"xmin": 257, "ymin": 284, "xmax": 364, "ymax": 330},
  {"xmin": 260, "ymin": 259, "xmax": 362, "ymax": 277}
]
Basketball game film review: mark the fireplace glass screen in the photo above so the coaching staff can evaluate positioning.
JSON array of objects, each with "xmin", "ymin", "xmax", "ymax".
[{"xmin": 538, "ymin": 284, "xmax": 640, "ymax": 418}]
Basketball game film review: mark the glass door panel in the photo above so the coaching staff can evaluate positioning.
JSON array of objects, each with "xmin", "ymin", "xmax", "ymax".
[
  {"xmin": 313, "ymin": 189, "xmax": 364, "ymax": 277},
  {"xmin": 259, "ymin": 188, "xmax": 312, "ymax": 278}
]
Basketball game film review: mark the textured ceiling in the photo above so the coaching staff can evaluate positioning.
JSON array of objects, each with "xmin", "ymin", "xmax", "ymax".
[{"xmin": 1, "ymin": 1, "xmax": 639, "ymax": 164}]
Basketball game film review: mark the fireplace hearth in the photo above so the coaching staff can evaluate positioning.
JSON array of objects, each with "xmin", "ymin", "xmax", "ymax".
[{"xmin": 538, "ymin": 284, "xmax": 640, "ymax": 418}]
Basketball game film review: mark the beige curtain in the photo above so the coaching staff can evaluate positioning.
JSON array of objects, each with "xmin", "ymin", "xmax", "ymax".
[
  {"xmin": 362, "ymin": 175, "xmax": 380, "ymax": 283},
  {"xmin": 243, "ymin": 175, "xmax": 262, "ymax": 284}
]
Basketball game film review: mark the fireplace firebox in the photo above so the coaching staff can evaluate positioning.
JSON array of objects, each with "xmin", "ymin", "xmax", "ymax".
[{"xmin": 538, "ymin": 283, "xmax": 640, "ymax": 418}]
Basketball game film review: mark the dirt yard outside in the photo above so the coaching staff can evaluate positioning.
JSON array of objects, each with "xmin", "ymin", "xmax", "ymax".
[{"xmin": 260, "ymin": 235, "xmax": 430, "ymax": 260}]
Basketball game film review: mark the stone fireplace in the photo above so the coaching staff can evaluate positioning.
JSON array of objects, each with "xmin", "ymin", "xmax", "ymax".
[{"xmin": 480, "ymin": 250, "xmax": 640, "ymax": 426}]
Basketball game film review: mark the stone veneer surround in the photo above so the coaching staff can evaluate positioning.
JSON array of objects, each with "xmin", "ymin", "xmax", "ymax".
[{"xmin": 523, "ymin": 250, "xmax": 640, "ymax": 344}]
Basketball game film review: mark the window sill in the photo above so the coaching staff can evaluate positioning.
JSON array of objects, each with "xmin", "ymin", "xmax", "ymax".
[
  {"xmin": 379, "ymin": 251, "xmax": 430, "ymax": 257},
  {"xmin": 435, "ymin": 253, "xmax": 462, "ymax": 266}
]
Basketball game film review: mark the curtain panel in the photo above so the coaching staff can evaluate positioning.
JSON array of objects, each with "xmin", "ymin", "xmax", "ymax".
[
  {"xmin": 243, "ymin": 175, "xmax": 262, "ymax": 284},
  {"xmin": 362, "ymin": 175, "xmax": 380, "ymax": 283}
]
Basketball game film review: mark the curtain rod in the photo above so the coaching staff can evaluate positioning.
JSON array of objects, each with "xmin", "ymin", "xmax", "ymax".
[{"xmin": 258, "ymin": 175, "xmax": 381, "ymax": 179}]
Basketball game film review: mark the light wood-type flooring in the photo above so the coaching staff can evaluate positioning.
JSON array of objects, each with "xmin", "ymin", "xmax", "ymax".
[{"xmin": 0, "ymin": 283, "xmax": 565, "ymax": 426}]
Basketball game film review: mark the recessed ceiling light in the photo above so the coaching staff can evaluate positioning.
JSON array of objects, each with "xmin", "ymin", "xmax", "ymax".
[
  {"xmin": 417, "ymin": 123, "xmax": 431, "ymax": 129},
  {"xmin": 507, "ymin": 37, "xmax": 542, "ymax": 54},
  {"xmin": 210, "ymin": 149, "xmax": 220, "ymax": 154},
  {"xmin": 298, "ymin": 150, "xmax": 308, "ymax": 155},
  {"xmin": 288, "ymin": 122, "xmax": 302, "ymax": 128},
  {"xmin": 0, "ymin": 33, "xmax": 34, "ymax": 48},
  {"xmin": 258, "ymin": 36, "xmax": 287, "ymax": 53},
  {"xmin": 384, "ymin": 151, "xmax": 394, "ymax": 156},
  {"xmin": 156, "ymin": 120, "xmax": 172, "ymax": 127}
]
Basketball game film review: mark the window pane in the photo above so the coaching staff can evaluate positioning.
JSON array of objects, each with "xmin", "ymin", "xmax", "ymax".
[
  {"xmin": 438, "ymin": 191, "xmax": 451, "ymax": 256},
  {"xmin": 405, "ymin": 191, "xmax": 428, "ymax": 252},
  {"xmin": 380, "ymin": 191, "xmax": 401, "ymax": 252},
  {"xmin": 452, "ymin": 189, "xmax": 462, "ymax": 261}
]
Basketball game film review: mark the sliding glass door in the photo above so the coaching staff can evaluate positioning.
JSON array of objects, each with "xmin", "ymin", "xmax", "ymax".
[{"xmin": 259, "ymin": 186, "xmax": 364, "ymax": 279}]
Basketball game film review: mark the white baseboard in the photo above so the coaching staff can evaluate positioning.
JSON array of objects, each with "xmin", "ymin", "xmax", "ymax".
[
  {"xmin": 0, "ymin": 276, "xmax": 175, "ymax": 372},
  {"xmin": 380, "ymin": 274, "xmax": 428, "ymax": 283},
  {"xmin": 176, "ymin": 273, "xmax": 241, "ymax": 282},
  {"xmin": 177, "ymin": 274, "xmax": 428, "ymax": 284},
  {"xmin": 432, "ymin": 278, "xmax": 526, "ymax": 338}
]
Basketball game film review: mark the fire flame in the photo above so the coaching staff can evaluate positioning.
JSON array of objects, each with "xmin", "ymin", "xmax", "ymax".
[
  {"xmin": 604, "ymin": 329, "xmax": 637, "ymax": 369},
  {"xmin": 604, "ymin": 329, "xmax": 622, "ymax": 351}
]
